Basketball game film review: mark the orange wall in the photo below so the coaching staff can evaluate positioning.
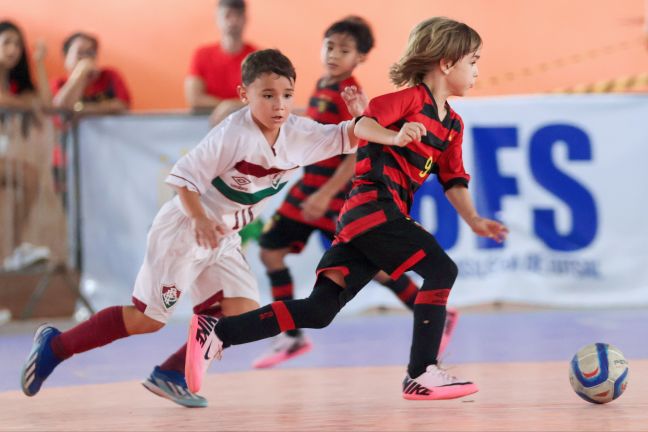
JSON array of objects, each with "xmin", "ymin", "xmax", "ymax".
[{"xmin": 2, "ymin": 0, "xmax": 647, "ymax": 110}]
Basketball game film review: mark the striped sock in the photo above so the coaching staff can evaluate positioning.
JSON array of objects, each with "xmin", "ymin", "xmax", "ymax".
[
  {"xmin": 384, "ymin": 275, "xmax": 418, "ymax": 310},
  {"xmin": 268, "ymin": 268, "xmax": 300, "ymax": 337}
]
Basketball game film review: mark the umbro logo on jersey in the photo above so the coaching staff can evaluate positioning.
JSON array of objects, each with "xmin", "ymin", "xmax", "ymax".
[
  {"xmin": 161, "ymin": 284, "xmax": 181, "ymax": 309},
  {"xmin": 230, "ymin": 176, "xmax": 251, "ymax": 191},
  {"xmin": 403, "ymin": 377, "xmax": 432, "ymax": 396},
  {"xmin": 232, "ymin": 176, "xmax": 251, "ymax": 186}
]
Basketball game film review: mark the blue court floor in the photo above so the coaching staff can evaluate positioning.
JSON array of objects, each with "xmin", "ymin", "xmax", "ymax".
[{"xmin": 1, "ymin": 307, "xmax": 647, "ymax": 392}]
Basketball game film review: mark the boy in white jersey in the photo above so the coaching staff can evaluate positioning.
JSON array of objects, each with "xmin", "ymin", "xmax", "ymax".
[{"xmin": 20, "ymin": 49, "xmax": 366, "ymax": 407}]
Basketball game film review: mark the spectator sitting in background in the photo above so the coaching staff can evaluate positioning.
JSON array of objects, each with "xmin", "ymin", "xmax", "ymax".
[
  {"xmin": 0, "ymin": 20, "xmax": 51, "ymax": 271},
  {"xmin": 185, "ymin": 0, "xmax": 256, "ymax": 125},
  {"xmin": 52, "ymin": 32, "xmax": 130, "ymax": 114}
]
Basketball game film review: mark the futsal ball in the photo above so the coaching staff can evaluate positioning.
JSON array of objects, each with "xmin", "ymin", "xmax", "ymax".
[{"xmin": 569, "ymin": 342, "xmax": 628, "ymax": 404}]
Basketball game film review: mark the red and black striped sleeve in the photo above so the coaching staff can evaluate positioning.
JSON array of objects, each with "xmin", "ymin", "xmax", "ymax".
[
  {"xmin": 364, "ymin": 87, "xmax": 420, "ymax": 127},
  {"xmin": 436, "ymin": 115, "xmax": 470, "ymax": 191}
]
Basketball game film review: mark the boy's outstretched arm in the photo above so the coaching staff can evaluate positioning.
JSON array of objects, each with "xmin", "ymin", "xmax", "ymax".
[
  {"xmin": 445, "ymin": 185, "xmax": 508, "ymax": 242},
  {"xmin": 354, "ymin": 117, "xmax": 427, "ymax": 147}
]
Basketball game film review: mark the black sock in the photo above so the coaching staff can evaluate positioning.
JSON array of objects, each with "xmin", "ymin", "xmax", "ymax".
[
  {"xmin": 407, "ymin": 252, "xmax": 457, "ymax": 379},
  {"xmin": 408, "ymin": 304, "xmax": 446, "ymax": 378},
  {"xmin": 215, "ymin": 277, "xmax": 344, "ymax": 347}
]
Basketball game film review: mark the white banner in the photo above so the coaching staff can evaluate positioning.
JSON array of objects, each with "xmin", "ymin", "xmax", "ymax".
[{"xmin": 77, "ymin": 95, "xmax": 648, "ymax": 316}]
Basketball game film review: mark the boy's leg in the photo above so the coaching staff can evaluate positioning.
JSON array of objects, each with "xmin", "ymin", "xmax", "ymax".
[
  {"xmin": 373, "ymin": 271, "xmax": 459, "ymax": 356},
  {"xmin": 374, "ymin": 271, "xmax": 418, "ymax": 309},
  {"xmin": 254, "ymin": 215, "xmax": 319, "ymax": 368},
  {"xmin": 145, "ymin": 236, "xmax": 258, "ymax": 406},
  {"xmin": 146, "ymin": 296, "xmax": 258, "ymax": 408},
  {"xmin": 156, "ymin": 294, "xmax": 260, "ymax": 373},
  {"xmin": 157, "ymin": 305, "xmax": 223, "ymax": 375},
  {"xmin": 352, "ymin": 218, "xmax": 477, "ymax": 400},
  {"xmin": 185, "ymin": 242, "xmax": 379, "ymax": 392},
  {"xmin": 438, "ymin": 307, "xmax": 459, "ymax": 356},
  {"xmin": 258, "ymin": 214, "xmax": 316, "ymax": 314},
  {"xmin": 22, "ymin": 305, "xmax": 163, "ymax": 397},
  {"xmin": 218, "ymin": 242, "xmax": 377, "ymax": 346}
]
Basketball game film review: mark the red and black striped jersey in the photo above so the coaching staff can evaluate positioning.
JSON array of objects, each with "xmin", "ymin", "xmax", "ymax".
[
  {"xmin": 335, "ymin": 83, "xmax": 470, "ymax": 243},
  {"xmin": 277, "ymin": 76, "xmax": 359, "ymax": 232}
]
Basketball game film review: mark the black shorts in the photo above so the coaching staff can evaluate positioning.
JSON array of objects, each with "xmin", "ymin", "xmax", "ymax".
[
  {"xmin": 316, "ymin": 217, "xmax": 450, "ymax": 306},
  {"xmin": 259, "ymin": 214, "xmax": 335, "ymax": 253}
]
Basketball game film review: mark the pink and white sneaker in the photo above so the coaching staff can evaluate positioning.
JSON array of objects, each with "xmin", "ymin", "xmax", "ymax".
[
  {"xmin": 185, "ymin": 314, "xmax": 223, "ymax": 393},
  {"xmin": 252, "ymin": 332, "xmax": 313, "ymax": 369},
  {"xmin": 402, "ymin": 364, "xmax": 478, "ymax": 400},
  {"xmin": 438, "ymin": 307, "xmax": 459, "ymax": 356}
]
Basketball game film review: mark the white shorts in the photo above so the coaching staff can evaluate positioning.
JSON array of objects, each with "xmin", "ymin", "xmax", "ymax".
[{"xmin": 132, "ymin": 201, "xmax": 259, "ymax": 323}]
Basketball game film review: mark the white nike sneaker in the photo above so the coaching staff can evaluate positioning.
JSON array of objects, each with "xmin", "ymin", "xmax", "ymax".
[
  {"xmin": 402, "ymin": 364, "xmax": 478, "ymax": 400},
  {"xmin": 185, "ymin": 314, "xmax": 223, "ymax": 393}
]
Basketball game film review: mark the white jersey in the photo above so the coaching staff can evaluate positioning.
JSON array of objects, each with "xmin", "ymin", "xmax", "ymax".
[{"xmin": 165, "ymin": 107, "xmax": 355, "ymax": 238}]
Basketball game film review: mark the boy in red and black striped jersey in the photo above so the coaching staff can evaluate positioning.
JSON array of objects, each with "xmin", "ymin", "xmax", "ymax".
[
  {"xmin": 187, "ymin": 17, "xmax": 508, "ymax": 400},
  {"xmin": 255, "ymin": 17, "xmax": 448, "ymax": 369}
]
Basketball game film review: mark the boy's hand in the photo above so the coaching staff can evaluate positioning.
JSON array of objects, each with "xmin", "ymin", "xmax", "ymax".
[
  {"xmin": 191, "ymin": 215, "xmax": 225, "ymax": 249},
  {"xmin": 341, "ymin": 86, "xmax": 368, "ymax": 117},
  {"xmin": 301, "ymin": 190, "xmax": 332, "ymax": 221},
  {"xmin": 393, "ymin": 122, "xmax": 427, "ymax": 147},
  {"xmin": 468, "ymin": 216, "xmax": 509, "ymax": 243}
]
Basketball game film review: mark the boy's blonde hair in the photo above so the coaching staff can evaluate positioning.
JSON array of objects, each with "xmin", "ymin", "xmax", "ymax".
[{"xmin": 389, "ymin": 17, "xmax": 481, "ymax": 87}]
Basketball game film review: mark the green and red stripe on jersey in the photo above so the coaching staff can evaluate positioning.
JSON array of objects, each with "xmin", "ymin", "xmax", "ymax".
[{"xmin": 211, "ymin": 160, "xmax": 294, "ymax": 205}]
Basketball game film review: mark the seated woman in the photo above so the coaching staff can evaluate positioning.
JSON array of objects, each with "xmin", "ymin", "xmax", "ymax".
[{"xmin": 0, "ymin": 20, "xmax": 51, "ymax": 270}]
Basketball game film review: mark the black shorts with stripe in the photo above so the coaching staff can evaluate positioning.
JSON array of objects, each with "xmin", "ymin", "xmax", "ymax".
[
  {"xmin": 259, "ymin": 214, "xmax": 334, "ymax": 253},
  {"xmin": 316, "ymin": 217, "xmax": 451, "ymax": 306}
]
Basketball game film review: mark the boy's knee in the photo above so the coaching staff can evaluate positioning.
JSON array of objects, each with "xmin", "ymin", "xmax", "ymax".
[
  {"xmin": 415, "ymin": 253, "xmax": 458, "ymax": 286},
  {"xmin": 445, "ymin": 258, "xmax": 458, "ymax": 284},
  {"xmin": 131, "ymin": 317, "xmax": 164, "ymax": 334},
  {"xmin": 306, "ymin": 304, "xmax": 337, "ymax": 329},
  {"xmin": 123, "ymin": 306, "xmax": 165, "ymax": 334},
  {"xmin": 260, "ymin": 248, "xmax": 288, "ymax": 270},
  {"xmin": 304, "ymin": 281, "xmax": 343, "ymax": 328}
]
